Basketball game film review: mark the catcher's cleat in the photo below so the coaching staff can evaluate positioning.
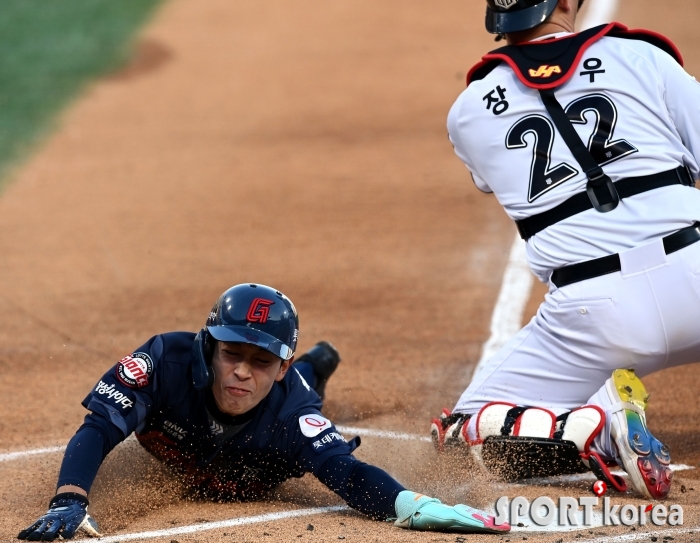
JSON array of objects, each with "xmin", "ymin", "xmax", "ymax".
[
  {"xmin": 295, "ymin": 341, "xmax": 341, "ymax": 401},
  {"xmin": 606, "ymin": 369, "xmax": 671, "ymax": 499},
  {"xmin": 430, "ymin": 409, "xmax": 469, "ymax": 452}
]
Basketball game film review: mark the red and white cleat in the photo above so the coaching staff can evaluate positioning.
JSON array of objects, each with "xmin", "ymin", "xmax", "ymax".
[{"xmin": 430, "ymin": 409, "xmax": 470, "ymax": 452}]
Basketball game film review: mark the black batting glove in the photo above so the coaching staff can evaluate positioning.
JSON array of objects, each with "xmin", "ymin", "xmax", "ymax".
[{"xmin": 17, "ymin": 492, "xmax": 101, "ymax": 541}]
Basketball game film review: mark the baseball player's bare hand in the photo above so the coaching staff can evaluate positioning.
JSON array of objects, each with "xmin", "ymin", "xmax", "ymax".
[{"xmin": 17, "ymin": 493, "xmax": 101, "ymax": 540}]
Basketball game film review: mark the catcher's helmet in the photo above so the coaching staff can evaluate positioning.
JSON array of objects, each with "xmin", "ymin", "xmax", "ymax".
[
  {"xmin": 485, "ymin": 0, "xmax": 559, "ymax": 34},
  {"xmin": 192, "ymin": 283, "xmax": 299, "ymax": 390}
]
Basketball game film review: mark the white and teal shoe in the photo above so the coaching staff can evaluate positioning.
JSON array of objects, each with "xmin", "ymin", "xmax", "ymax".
[{"xmin": 393, "ymin": 491, "xmax": 510, "ymax": 534}]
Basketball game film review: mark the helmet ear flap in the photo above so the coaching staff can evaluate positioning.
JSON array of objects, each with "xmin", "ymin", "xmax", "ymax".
[{"xmin": 192, "ymin": 328, "xmax": 216, "ymax": 391}]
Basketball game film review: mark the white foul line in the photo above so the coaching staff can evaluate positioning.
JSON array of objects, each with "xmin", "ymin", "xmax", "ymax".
[
  {"xmin": 472, "ymin": 236, "xmax": 533, "ymax": 378},
  {"xmin": 0, "ymin": 446, "xmax": 66, "ymax": 463},
  {"xmin": 577, "ymin": 527, "xmax": 700, "ymax": 543},
  {"xmin": 514, "ymin": 463, "xmax": 694, "ymax": 486},
  {"xmin": 336, "ymin": 425, "xmax": 432, "ymax": 442},
  {"xmin": 93, "ymin": 505, "xmax": 349, "ymax": 543},
  {"xmin": 470, "ymin": 0, "xmax": 620, "ymax": 380}
]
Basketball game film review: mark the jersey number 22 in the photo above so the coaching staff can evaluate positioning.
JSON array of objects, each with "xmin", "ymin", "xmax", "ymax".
[{"xmin": 506, "ymin": 93, "xmax": 637, "ymax": 202}]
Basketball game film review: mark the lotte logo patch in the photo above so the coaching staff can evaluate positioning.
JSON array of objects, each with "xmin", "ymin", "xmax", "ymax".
[
  {"xmin": 246, "ymin": 298, "xmax": 274, "ymax": 323},
  {"xmin": 116, "ymin": 352, "xmax": 153, "ymax": 388}
]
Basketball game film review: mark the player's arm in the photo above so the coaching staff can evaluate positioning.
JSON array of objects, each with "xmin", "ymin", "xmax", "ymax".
[
  {"xmin": 293, "ymin": 414, "xmax": 509, "ymax": 534},
  {"xmin": 315, "ymin": 453, "xmax": 402, "ymax": 519},
  {"xmin": 447, "ymin": 92, "xmax": 494, "ymax": 194},
  {"xmin": 18, "ymin": 337, "xmax": 161, "ymax": 541},
  {"xmin": 654, "ymin": 47, "xmax": 700, "ymax": 173},
  {"xmin": 17, "ymin": 411, "xmax": 125, "ymax": 540},
  {"xmin": 314, "ymin": 453, "xmax": 508, "ymax": 534},
  {"xmin": 55, "ymin": 411, "xmax": 126, "ymax": 495}
]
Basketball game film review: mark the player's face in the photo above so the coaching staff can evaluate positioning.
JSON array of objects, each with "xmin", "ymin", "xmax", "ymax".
[{"xmin": 211, "ymin": 341, "xmax": 291, "ymax": 416}]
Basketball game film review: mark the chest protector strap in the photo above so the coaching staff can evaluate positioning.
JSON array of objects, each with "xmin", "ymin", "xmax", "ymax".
[
  {"xmin": 540, "ymin": 88, "xmax": 620, "ymax": 213},
  {"xmin": 468, "ymin": 23, "xmax": 691, "ymax": 240}
]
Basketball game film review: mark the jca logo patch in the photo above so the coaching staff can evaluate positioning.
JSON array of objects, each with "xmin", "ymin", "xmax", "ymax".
[
  {"xmin": 529, "ymin": 65, "xmax": 562, "ymax": 78},
  {"xmin": 116, "ymin": 352, "xmax": 153, "ymax": 388}
]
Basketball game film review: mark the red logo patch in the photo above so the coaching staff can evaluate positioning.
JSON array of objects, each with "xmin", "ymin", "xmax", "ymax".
[
  {"xmin": 304, "ymin": 417, "xmax": 328, "ymax": 428},
  {"xmin": 246, "ymin": 298, "xmax": 274, "ymax": 323},
  {"xmin": 116, "ymin": 352, "xmax": 153, "ymax": 388}
]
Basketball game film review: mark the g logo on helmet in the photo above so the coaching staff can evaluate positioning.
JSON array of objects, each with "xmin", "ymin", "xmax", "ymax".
[
  {"xmin": 495, "ymin": 0, "xmax": 518, "ymax": 8},
  {"xmin": 246, "ymin": 298, "xmax": 274, "ymax": 323}
]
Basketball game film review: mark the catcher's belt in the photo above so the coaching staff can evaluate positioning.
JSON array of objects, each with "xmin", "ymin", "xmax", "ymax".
[{"xmin": 551, "ymin": 221, "xmax": 700, "ymax": 287}]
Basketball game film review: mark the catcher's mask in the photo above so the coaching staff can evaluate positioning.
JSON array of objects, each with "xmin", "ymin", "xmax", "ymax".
[
  {"xmin": 486, "ymin": 0, "xmax": 559, "ymax": 34},
  {"xmin": 192, "ymin": 283, "xmax": 299, "ymax": 390}
]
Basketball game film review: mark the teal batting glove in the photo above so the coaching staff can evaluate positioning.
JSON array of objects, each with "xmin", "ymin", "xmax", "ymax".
[{"xmin": 393, "ymin": 491, "xmax": 510, "ymax": 534}]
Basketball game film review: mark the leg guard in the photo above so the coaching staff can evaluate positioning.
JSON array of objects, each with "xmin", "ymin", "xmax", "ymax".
[
  {"xmin": 468, "ymin": 402, "xmax": 587, "ymax": 481},
  {"xmin": 562, "ymin": 406, "xmax": 627, "ymax": 493},
  {"xmin": 480, "ymin": 435, "xmax": 586, "ymax": 481},
  {"xmin": 465, "ymin": 402, "xmax": 627, "ymax": 488}
]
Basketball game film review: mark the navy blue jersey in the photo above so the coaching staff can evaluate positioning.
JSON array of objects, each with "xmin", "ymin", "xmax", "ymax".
[{"xmin": 82, "ymin": 332, "xmax": 359, "ymax": 500}]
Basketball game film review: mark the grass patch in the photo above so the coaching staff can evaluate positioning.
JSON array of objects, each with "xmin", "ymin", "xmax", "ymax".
[{"xmin": 0, "ymin": 0, "xmax": 165, "ymax": 184}]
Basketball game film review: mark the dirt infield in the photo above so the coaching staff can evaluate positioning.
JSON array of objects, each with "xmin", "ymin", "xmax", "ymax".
[{"xmin": 2, "ymin": 0, "xmax": 700, "ymax": 541}]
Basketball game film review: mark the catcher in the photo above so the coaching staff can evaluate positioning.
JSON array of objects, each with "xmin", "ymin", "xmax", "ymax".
[
  {"xmin": 18, "ymin": 283, "xmax": 510, "ymax": 540},
  {"xmin": 433, "ymin": 0, "xmax": 700, "ymax": 501}
]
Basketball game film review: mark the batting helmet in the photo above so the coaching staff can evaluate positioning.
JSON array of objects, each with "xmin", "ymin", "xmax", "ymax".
[
  {"xmin": 192, "ymin": 283, "xmax": 299, "ymax": 390},
  {"xmin": 485, "ymin": 0, "xmax": 559, "ymax": 34}
]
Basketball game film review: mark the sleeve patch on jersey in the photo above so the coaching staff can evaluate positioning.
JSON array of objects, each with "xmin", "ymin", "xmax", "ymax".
[
  {"xmin": 299, "ymin": 414, "xmax": 331, "ymax": 437},
  {"xmin": 310, "ymin": 430, "xmax": 348, "ymax": 454},
  {"xmin": 116, "ymin": 352, "xmax": 153, "ymax": 389},
  {"xmin": 94, "ymin": 380, "xmax": 135, "ymax": 410}
]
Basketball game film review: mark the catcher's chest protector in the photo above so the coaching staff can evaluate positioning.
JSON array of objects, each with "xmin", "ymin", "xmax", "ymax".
[
  {"xmin": 468, "ymin": 22, "xmax": 683, "ymax": 90},
  {"xmin": 468, "ymin": 23, "xmax": 687, "ymax": 236}
]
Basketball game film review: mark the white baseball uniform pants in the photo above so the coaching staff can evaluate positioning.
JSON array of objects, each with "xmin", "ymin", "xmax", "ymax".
[{"xmin": 454, "ymin": 235, "xmax": 700, "ymax": 459}]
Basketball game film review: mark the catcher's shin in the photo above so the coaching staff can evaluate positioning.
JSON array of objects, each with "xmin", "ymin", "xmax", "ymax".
[
  {"xmin": 481, "ymin": 435, "xmax": 588, "ymax": 481},
  {"xmin": 442, "ymin": 402, "xmax": 628, "ymax": 491}
]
